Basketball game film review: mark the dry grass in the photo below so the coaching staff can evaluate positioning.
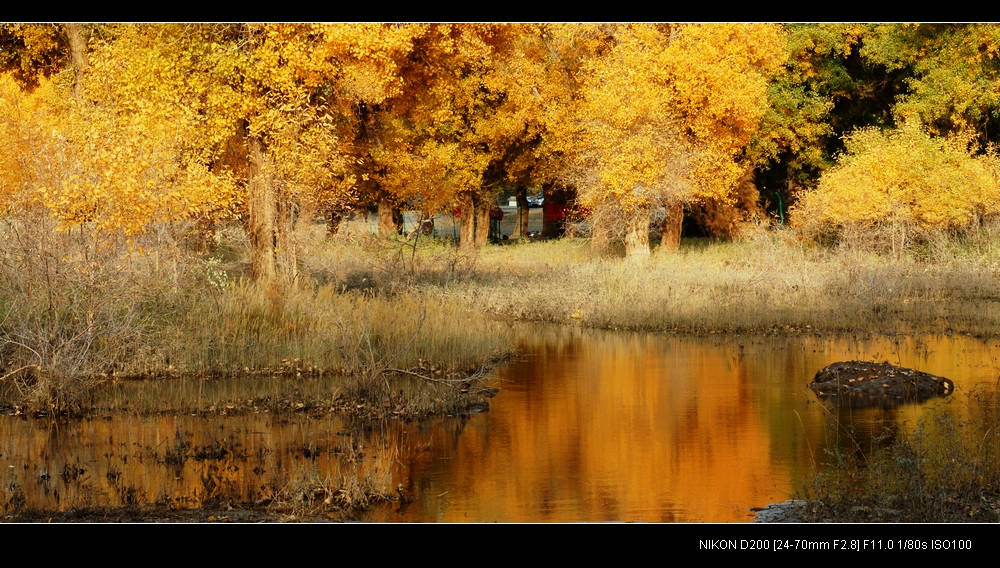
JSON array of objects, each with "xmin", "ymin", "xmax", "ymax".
[
  {"xmin": 0, "ymin": 218, "xmax": 511, "ymax": 414},
  {"xmin": 433, "ymin": 226, "xmax": 1000, "ymax": 337},
  {"xmin": 0, "ymin": 213, "xmax": 153, "ymax": 411},
  {"xmin": 266, "ymin": 442, "xmax": 398, "ymax": 521},
  {"xmin": 798, "ymin": 388, "xmax": 1000, "ymax": 522},
  {"xmin": 6, "ymin": 213, "xmax": 1000, "ymax": 414}
]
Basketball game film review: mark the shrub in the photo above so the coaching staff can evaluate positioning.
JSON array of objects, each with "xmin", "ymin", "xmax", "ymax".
[{"xmin": 793, "ymin": 124, "xmax": 1000, "ymax": 252}]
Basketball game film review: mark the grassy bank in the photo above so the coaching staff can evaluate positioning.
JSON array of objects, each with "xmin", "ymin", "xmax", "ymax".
[
  {"xmin": 6, "ymin": 216, "xmax": 1000, "ymax": 415},
  {"xmin": 351, "ymin": 226, "xmax": 1000, "ymax": 338},
  {"xmin": 0, "ymin": 218, "xmax": 511, "ymax": 415}
]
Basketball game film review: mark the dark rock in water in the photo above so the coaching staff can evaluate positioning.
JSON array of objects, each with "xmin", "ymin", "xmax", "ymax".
[{"xmin": 809, "ymin": 361, "xmax": 953, "ymax": 408}]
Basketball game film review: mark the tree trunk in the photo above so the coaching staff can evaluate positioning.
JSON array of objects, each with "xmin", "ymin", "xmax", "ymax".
[
  {"xmin": 326, "ymin": 208, "xmax": 343, "ymax": 236},
  {"xmin": 392, "ymin": 207, "xmax": 405, "ymax": 234},
  {"xmin": 196, "ymin": 216, "xmax": 216, "ymax": 253},
  {"xmin": 377, "ymin": 199, "xmax": 397, "ymax": 238},
  {"xmin": 624, "ymin": 209, "xmax": 651, "ymax": 260},
  {"xmin": 659, "ymin": 200, "xmax": 683, "ymax": 251},
  {"xmin": 475, "ymin": 198, "xmax": 491, "ymax": 247},
  {"xmin": 458, "ymin": 194, "xmax": 476, "ymax": 251},
  {"xmin": 64, "ymin": 24, "xmax": 88, "ymax": 98},
  {"xmin": 247, "ymin": 138, "xmax": 275, "ymax": 282},
  {"xmin": 591, "ymin": 215, "xmax": 611, "ymax": 256},
  {"xmin": 512, "ymin": 186, "xmax": 529, "ymax": 239},
  {"xmin": 247, "ymin": 137, "xmax": 296, "ymax": 282}
]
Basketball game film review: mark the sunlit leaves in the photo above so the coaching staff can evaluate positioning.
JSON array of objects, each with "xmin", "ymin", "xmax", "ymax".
[
  {"xmin": 862, "ymin": 24, "xmax": 1000, "ymax": 139},
  {"xmin": 563, "ymin": 24, "xmax": 786, "ymax": 214},
  {"xmin": 794, "ymin": 124, "xmax": 1000, "ymax": 238},
  {"xmin": 0, "ymin": 24, "xmax": 68, "ymax": 89},
  {"xmin": 0, "ymin": 70, "xmax": 238, "ymax": 235}
]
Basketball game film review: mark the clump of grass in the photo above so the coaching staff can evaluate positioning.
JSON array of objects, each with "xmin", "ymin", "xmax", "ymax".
[
  {"xmin": 0, "ymin": 214, "xmax": 156, "ymax": 412},
  {"xmin": 267, "ymin": 444, "xmax": 398, "ymax": 521},
  {"xmin": 151, "ymin": 279, "xmax": 510, "ymax": 415},
  {"xmin": 799, "ymin": 390, "xmax": 1000, "ymax": 522}
]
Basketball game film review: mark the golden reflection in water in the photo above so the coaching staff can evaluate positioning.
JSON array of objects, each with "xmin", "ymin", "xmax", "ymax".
[
  {"xmin": 3, "ymin": 328, "xmax": 999, "ymax": 522},
  {"xmin": 0, "ymin": 413, "xmax": 398, "ymax": 515},
  {"xmin": 369, "ymin": 328, "xmax": 1000, "ymax": 522}
]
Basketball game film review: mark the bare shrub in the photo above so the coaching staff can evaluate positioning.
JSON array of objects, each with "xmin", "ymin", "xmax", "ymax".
[{"xmin": 0, "ymin": 212, "xmax": 149, "ymax": 411}]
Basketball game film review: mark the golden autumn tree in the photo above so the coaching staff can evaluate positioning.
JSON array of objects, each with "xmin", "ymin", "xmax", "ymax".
[
  {"xmin": 556, "ymin": 24, "xmax": 786, "ymax": 258},
  {"xmin": 484, "ymin": 24, "xmax": 584, "ymax": 241},
  {"xmin": 2, "ymin": 24, "xmax": 425, "ymax": 281},
  {"xmin": 793, "ymin": 123, "xmax": 1000, "ymax": 254},
  {"xmin": 365, "ymin": 24, "xmax": 543, "ymax": 250},
  {"xmin": 0, "ymin": 24, "xmax": 238, "ymax": 240},
  {"xmin": 231, "ymin": 23, "xmax": 422, "ymax": 279},
  {"xmin": 773, "ymin": 25, "xmax": 1000, "ymax": 250}
]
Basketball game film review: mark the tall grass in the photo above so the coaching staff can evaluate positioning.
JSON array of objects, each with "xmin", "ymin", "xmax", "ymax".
[
  {"xmin": 799, "ymin": 388, "xmax": 1000, "ymax": 522},
  {"xmin": 0, "ymin": 218, "xmax": 511, "ymax": 413}
]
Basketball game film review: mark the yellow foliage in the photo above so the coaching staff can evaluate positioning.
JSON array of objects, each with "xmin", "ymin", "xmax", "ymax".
[
  {"xmin": 363, "ymin": 24, "xmax": 540, "ymax": 213},
  {"xmin": 0, "ymin": 24, "xmax": 67, "ymax": 88},
  {"xmin": 3, "ymin": 24, "xmax": 416, "ymax": 238},
  {"xmin": 793, "ymin": 123, "xmax": 1000, "ymax": 240},
  {"xmin": 0, "ymin": 26, "xmax": 241, "ymax": 236},
  {"xmin": 561, "ymin": 24, "xmax": 786, "ymax": 213},
  {"xmin": 2, "ymin": 23, "xmax": 790, "ymax": 250}
]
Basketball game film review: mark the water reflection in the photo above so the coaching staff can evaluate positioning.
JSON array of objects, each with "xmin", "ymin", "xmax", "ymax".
[
  {"xmin": 2, "ymin": 327, "xmax": 999, "ymax": 522},
  {"xmin": 0, "ymin": 413, "xmax": 398, "ymax": 516},
  {"xmin": 367, "ymin": 328, "xmax": 1000, "ymax": 522}
]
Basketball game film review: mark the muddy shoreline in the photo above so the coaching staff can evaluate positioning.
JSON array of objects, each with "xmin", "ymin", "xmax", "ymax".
[
  {"xmin": 5, "ymin": 500, "xmax": 401, "ymax": 523},
  {"xmin": 1, "ymin": 372, "xmax": 495, "ymax": 523}
]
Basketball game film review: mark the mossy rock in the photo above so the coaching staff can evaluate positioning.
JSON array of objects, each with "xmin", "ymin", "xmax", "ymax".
[{"xmin": 809, "ymin": 361, "xmax": 954, "ymax": 408}]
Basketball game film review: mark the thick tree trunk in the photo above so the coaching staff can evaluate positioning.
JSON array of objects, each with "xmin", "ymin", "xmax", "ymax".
[
  {"xmin": 624, "ymin": 209, "xmax": 651, "ymax": 260},
  {"xmin": 659, "ymin": 200, "xmax": 683, "ymax": 251},
  {"xmin": 512, "ymin": 186, "xmax": 529, "ymax": 239},
  {"xmin": 377, "ymin": 199, "xmax": 397, "ymax": 238},
  {"xmin": 64, "ymin": 24, "xmax": 88, "ymax": 98},
  {"xmin": 247, "ymin": 138, "xmax": 276, "ymax": 282},
  {"xmin": 458, "ymin": 195, "xmax": 476, "ymax": 251},
  {"xmin": 590, "ymin": 216, "xmax": 611, "ymax": 256},
  {"xmin": 247, "ymin": 137, "xmax": 296, "ymax": 282},
  {"xmin": 475, "ymin": 198, "xmax": 491, "ymax": 247}
]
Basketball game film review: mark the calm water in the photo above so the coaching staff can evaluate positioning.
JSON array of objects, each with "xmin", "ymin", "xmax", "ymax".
[{"xmin": 3, "ymin": 326, "xmax": 999, "ymax": 522}]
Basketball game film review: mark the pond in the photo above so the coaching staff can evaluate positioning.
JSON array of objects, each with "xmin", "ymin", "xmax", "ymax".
[{"xmin": 3, "ymin": 325, "xmax": 999, "ymax": 522}]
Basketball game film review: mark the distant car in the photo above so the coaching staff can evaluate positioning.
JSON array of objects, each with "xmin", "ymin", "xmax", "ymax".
[{"xmin": 527, "ymin": 193, "xmax": 544, "ymax": 208}]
